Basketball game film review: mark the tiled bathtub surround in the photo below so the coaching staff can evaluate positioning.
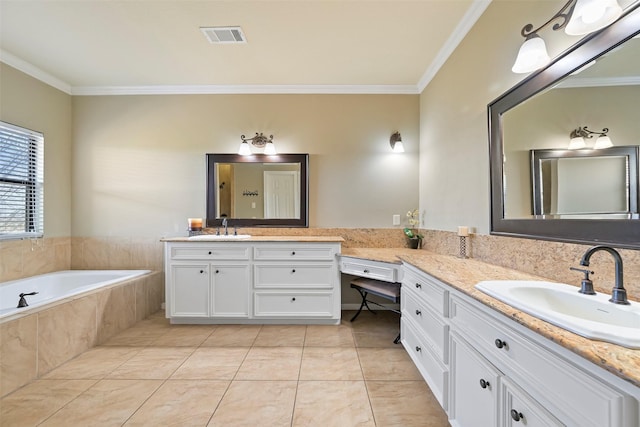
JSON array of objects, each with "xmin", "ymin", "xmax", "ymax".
[
  {"xmin": 71, "ymin": 237, "xmax": 164, "ymax": 271},
  {"xmin": 0, "ymin": 271, "xmax": 163, "ymax": 397},
  {"xmin": 0, "ymin": 237, "xmax": 71, "ymax": 283}
]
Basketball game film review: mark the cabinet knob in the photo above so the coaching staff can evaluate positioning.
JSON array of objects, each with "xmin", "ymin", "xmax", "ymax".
[
  {"xmin": 215, "ymin": 269, "xmax": 219, "ymax": 274},
  {"xmin": 199, "ymin": 270, "xmax": 204, "ymax": 274},
  {"xmin": 415, "ymin": 346, "xmax": 421, "ymax": 352},
  {"xmin": 292, "ymin": 269, "xmax": 296, "ymax": 273},
  {"xmin": 363, "ymin": 269, "xmax": 370, "ymax": 273},
  {"xmin": 495, "ymin": 338, "xmax": 507, "ymax": 349},
  {"xmin": 291, "ymin": 297, "xmax": 296, "ymax": 302},
  {"xmin": 415, "ymin": 309, "xmax": 422, "ymax": 316},
  {"xmin": 208, "ymin": 251, "xmax": 212, "ymax": 255},
  {"xmin": 415, "ymin": 283, "xmax": 422, "ymax": 289},
  {"xmin": 510, "ymin": 409, "xmax": 524, "ymax": 422},
  {"xmin": 479, "ymin": 379, "xmax": 490, "ymax": 389},
  {"xmin": 291, "ymin": 251, "xmax": 296, "ymax": 255}
]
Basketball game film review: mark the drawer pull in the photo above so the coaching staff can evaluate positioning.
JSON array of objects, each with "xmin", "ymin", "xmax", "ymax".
[
  {"xmin": 415, "ymin": 309, "xmax": 422, "ymax": 316},
  {"xmin": 495, "ymin": 338, "xmax": 507, "ymax": 349},
  {"xmin": 415, "ymin": 283, "xmax": 422, "ymax": 289},
  {"xmin": 415, "ymin": 346, "xmax": 421, "ymax": 352},
  {"xmin": 363, "ymin": 269, "xmax": 370, "ymax": 273},
  {"xmin": 291, "ymin": 251, "xmax": 296, "ymax": 255},
  {"xmin": 208, "ymin": 251, "xmax": 212, "ymax": 255},
  {"xmin": 510, "ymin": 410, "xmax": 524, "ymax": 422},
  {"xmin": 291, "ymin": 297, "xmax": 296, "ymax": 302},
  {"xmin": 479, "ymin": 379, "xmax": 490, "ymax": 389}
]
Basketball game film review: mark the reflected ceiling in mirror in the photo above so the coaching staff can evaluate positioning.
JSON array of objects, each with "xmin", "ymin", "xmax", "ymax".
[
  {"xmin": 489, "ymin": 4, "xmax": 640, "ymax": 247},
  {"xmin": 206, "ymin": 154, "xmax": 309, "ymax": 227}
]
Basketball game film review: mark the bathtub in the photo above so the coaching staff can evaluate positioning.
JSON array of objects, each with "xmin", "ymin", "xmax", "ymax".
[{"xmin": 0, "ymin": 270, "xmax": 151, "ymax": 320}]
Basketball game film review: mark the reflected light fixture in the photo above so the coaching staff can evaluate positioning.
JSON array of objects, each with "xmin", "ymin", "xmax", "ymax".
[
  {"xmin": 238, "ymin": 132, "xmax": 276, "ymax": 156},
  {"xmin": 568, "ymin": 126, "xmax": 613, "ymax": 149},
  {"xmin": 512, "ymin": 0, "xmax": 623, "ymax": 74},
  {"xmin": 390, "ymin": 131, "xmax": 405, "ymax": 153}
]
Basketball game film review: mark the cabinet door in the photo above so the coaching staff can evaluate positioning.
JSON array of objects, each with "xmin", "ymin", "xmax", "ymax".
[
  {"xmin": 211, "ymin": 264, "xmax": 251, "ymax": 317},
  {"xmin": 501, "ymin": 377, "xmax": 563, "ymax": 427},
  {"xmin": 449, "ymin": 331, "xmax": 501, "ymax": 427},
  {"xmin": 170, "ymin": 263, "xmax": 210, "ymax": 317}
]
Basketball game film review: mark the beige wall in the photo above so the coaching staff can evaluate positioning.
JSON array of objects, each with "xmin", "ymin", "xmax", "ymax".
[
  {"xmin": 0, "ymin": 63, "xmax": 72, "ymax": 238},
  {"xmin": 72, "ymin": 94, "xmax": 419, "ymax": 237}
]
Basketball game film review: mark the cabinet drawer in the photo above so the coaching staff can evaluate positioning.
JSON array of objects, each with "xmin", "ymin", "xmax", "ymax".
[
  {"xmin": 254, "ymin": 291, "xmax": 335, "ymax": 317},
  {"xmin": 402, "ymin": 267, "xmax": 449, "ymax": 317},
  {"xmin": 170, "ymin": 245, "xmax": 251, "ymax": 260},
  {"xmin": 254, "ymin": 264, "xmax": 335, "ymax": 288},
  {"xmin": 254, "ymin": 245, "xmax": 337, "ymax": 261},
  {"xmin": 402, "ymin": 319, "xmax": 448, "ymax": 410},
  {"xmin": 340, "ymin": 257, "xmax": 398, "ymax": 283},
  {"xmin": 450, "ymin": 294, "xmax": 627, "ymax": 427},
  {"xmin": 402, "ymin": 291, "xmax": 449, "ymax": 362}
]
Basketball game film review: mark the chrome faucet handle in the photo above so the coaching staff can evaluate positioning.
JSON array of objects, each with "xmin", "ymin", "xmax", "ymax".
[
  {"xmin": 216, "ymin": 227, "xmax": 220, "ymax": 236},
  {"xmin": 234, "ymin": 226, "xmax": 237, "ymax": 236}
]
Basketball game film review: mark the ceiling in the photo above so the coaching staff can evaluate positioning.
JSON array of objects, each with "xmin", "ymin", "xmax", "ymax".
[{"xmin": 0, "ymin": 0, "xmax": 489, "ymax": 95}]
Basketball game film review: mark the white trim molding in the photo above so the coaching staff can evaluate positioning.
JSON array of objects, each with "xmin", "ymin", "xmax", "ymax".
[{"xmin": 0, "ymin": 50, "xmax": 72, "ymax": 94}]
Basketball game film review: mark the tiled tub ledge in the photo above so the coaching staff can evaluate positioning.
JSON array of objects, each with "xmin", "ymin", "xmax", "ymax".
[{"xmin": 0, "ymin": 270, "xmax": 164, "ymax": 397}]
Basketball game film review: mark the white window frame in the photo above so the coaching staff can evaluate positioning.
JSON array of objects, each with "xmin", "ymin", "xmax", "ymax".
[{"xmin": 0, "ymin": 121, "xmax": 44, "ymax": 240}]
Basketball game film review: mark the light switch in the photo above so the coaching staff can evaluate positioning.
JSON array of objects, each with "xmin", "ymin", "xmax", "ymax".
[
  {"xmin": 392, "ymin": 214, "xmax": 400, "ymax": 225},
  {"xmin": 251, "ymin": 202, "xmax": 256, "ymax": 209}
]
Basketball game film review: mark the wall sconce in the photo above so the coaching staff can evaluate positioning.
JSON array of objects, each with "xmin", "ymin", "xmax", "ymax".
[
  {"xmin": 390, "ymin": 132, "xmax": 405, "ymax": 153},
  {"xmin": 512, "ymin": 0, "xmax": 623, "ymax": 74},
  {"xmin": 568, "ymin": 126, "xmax": 613, "ymax": 149},
  {"xmin": 238, "ymin": 132, "xmax": 276, "ymax": 156}
]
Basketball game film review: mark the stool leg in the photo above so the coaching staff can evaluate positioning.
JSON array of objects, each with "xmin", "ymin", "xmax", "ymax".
[
  {"xmin": 350, "ymin": 289, "xmax": 376, "ymax": 322},
  {"xmin": 393, "ymin": 333, "xmax": 401, "ymax": 344}
]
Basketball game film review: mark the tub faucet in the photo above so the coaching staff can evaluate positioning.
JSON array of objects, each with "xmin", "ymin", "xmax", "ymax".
[
  {"xmin": 17, "ymin": 292, "xmax": 38, "ymax": 308},
  {"xmin": 579, "ymin": 245, "xmax": 629, "ymax": 305}
]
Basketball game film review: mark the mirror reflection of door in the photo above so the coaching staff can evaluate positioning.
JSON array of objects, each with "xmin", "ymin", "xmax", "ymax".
[
  {"xmin": 218, "ymin": 164, "xmax": 234, "ymax": 218},
  {"xmin": 264, "ymin": 171, "xmax": 300, "ymax": 219}
]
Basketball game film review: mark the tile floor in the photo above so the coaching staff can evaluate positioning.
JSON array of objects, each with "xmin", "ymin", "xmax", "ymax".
[{"xmin": 0, "ymin": 310, "xmax": 450, "ymax": 426}]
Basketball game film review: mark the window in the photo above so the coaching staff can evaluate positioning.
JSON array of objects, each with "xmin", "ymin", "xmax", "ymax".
[{"xmin": 0, "ymin": 121, "xmax": 44, "ymax": 239}]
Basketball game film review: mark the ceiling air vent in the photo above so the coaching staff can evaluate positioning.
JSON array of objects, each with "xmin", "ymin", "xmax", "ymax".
[{"xmin": 200, "ymin": 26, "xmax": 247, "ymax": 44}]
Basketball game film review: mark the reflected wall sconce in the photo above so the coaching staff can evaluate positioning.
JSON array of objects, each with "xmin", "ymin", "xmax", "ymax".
[
  {"xmin": 512, "ymin": 0, "xmax": 623, "ymax": 74},
  {"xmin": 390, "ymin": 131, "xmax": 405, "ymax": 153},
  {"xmin": 238, "ymin": 132, "xmax": 276, "ymax": 156},
  {"xmin": 568, "ymin": 126, "xmax": 613, "ymax": 149}
]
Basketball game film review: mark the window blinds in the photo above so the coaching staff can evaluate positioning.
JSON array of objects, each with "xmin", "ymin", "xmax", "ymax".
[{"xmin": 0, "ymin": 121, "xmax": 44, "ymax": 239}]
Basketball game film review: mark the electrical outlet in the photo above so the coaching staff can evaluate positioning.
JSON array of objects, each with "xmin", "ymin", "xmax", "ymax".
[{"xmin": 392, "ymin": 214, "xmax": 400, "ymax": 225}]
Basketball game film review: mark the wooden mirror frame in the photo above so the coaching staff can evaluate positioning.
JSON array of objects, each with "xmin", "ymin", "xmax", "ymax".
[
  {"xmin": 488, "ymin": 5, "xmax": 640, "ymax": 248},
  {"xmin": 206, "ymin": 153, "xmax": 309, "ymax": 228}
]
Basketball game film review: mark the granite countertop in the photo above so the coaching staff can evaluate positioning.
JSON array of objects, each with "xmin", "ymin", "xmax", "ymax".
[
  {"xmin": 341, "ymin": 247, "xmax": 640, "ymax": 389},
  {"xmin": 162, "ymin": 236, "xmax": 345, "ymax": 243}
]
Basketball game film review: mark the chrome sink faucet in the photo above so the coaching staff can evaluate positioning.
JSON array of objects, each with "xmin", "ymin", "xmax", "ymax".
[
  {"xmin": 222, "ymin": 217, "xmax": 229, "ymax": 235},
  {"xmin": 579, "ymin": 245, "xmax": 629, "ymax": 305}
]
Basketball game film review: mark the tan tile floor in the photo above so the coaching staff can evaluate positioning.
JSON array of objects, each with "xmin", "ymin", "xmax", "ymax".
[{"xmin": 0, "ymin": 311, "xmax": 450, "ymax": 426}]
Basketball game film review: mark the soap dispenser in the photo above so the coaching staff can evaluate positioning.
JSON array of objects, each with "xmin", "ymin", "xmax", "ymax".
[{"xmin": 569, "ymin": 267, "xmax": 596, "ymax": 295}]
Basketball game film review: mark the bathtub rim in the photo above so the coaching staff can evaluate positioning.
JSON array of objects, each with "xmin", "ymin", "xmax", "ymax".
[{"xmin": 0, "ymin": 269, "xmax": 154, "ymax": 323}]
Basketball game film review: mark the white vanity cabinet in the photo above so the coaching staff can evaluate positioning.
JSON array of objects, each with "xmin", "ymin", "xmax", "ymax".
[
  {"xmin": 164, "ymin": 240, "xmax": 341, "ymax": 324},
  {"xmin": 400, "ymin": 264, "xmax": 450, "ymax": 409},
  {"xmin": 401, "ymin": 264, "xmax": 638, "ymax": 427}
]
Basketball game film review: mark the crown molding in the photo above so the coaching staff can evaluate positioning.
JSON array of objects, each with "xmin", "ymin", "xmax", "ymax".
[
  {"xmin": 70, "ymin": 84, "xmax": 419, "ymax": 96},
  {"xmin": 417, "ymin": 0, "xmax": 492, "ymax": 93},
  {"xmin": 0, "ymin": 50, "xmax": 72, "ymax": 94}
]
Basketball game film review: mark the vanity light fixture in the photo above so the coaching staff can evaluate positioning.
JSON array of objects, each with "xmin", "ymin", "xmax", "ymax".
[
  {"xmin": 238, "ymin": 132, "xmax": 277, "ymax": 156},
  {"xmin": 568, "ymin": 126, "xmax": 613, "ymax": 149},
  {"xmin": 390, "ymin": 132, "xmax": 405, "ymax": 153},
  {"xmin": 512, "ymin": 0, "xmax": 623, "ymax": 74}
]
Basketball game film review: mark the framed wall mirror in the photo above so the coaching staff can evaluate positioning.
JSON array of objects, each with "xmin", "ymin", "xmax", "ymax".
[
  {"xmin": 531, "ymin": 146, "xmax": 638, "ymax": 217},
  {"xmin": 206, "ymin": 153, "xmax": 309, "ymax": 227},
  {"xmin": 489, "ymin": 4, "xmax": 640, "ymax": 248}
]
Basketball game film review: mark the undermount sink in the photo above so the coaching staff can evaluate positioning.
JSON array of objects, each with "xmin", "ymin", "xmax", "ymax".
[
  {"xmin": 188, "ymin": 234, "xmax": 251, "ymax": 241},
  {"xmin": 475, "ymin": 280, "xmax": 640, "ymax": 349}
]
